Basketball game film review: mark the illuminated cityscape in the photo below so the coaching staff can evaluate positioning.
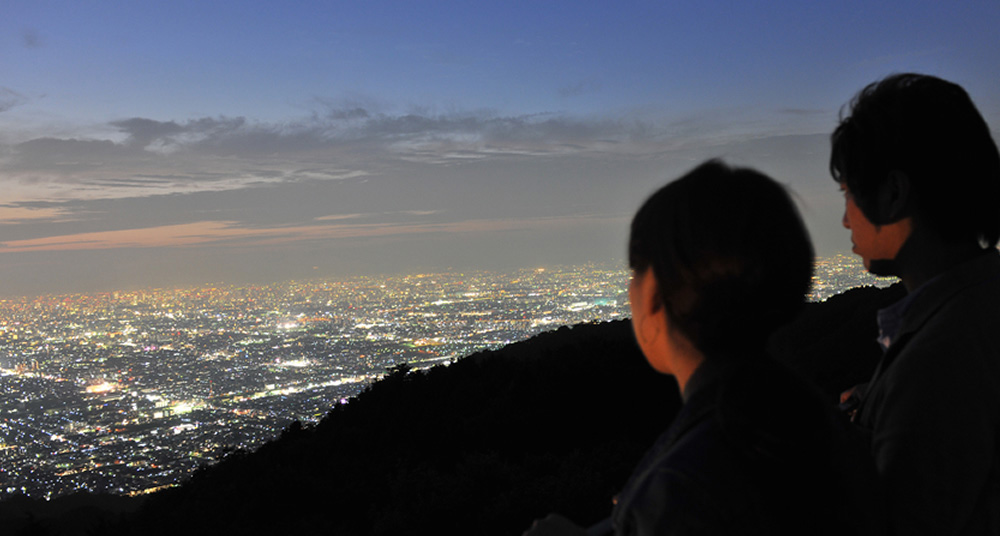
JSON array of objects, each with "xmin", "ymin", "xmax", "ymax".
[
  {"xmin": 811, "ymin": 254, "xmax": 894, "ymax": 301},
  {"xmin": 0, "ymin": 257, "xmax": 890, "ymax": 499}
]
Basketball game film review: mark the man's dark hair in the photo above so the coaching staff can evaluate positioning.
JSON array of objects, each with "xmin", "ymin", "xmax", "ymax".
[
  {"xmin": 830, "ymin": 73, "xmax": 1000, "ymax": 247},
  {"xmin": 628, "ymin": 160, "xmax": 813, "ymax": 355}
]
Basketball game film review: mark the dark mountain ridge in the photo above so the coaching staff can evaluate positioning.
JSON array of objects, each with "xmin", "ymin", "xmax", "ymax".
[{"xmin": 1, "ymin": 283, "xmax": 904, "ymax": 536}]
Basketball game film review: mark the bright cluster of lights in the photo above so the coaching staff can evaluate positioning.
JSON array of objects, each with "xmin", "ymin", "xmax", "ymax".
[{"xmin": 85, "ymin": 381, "xmax": 119, "ymax": 394}]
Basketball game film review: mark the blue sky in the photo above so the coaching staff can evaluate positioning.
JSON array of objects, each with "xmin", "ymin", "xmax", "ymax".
[{"xmin": 1, "ymin": 1, "xmax": 999, "ymax": 296}]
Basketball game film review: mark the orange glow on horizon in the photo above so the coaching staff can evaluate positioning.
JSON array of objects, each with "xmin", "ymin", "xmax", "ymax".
[{"xmin": 0, "ymin": 214, "xmax": 627, "ymax": 253}]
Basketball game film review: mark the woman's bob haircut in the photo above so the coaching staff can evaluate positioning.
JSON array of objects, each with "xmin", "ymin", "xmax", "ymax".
[{"xmin": 628, "ymin": 160, "xmax": 813, "ymax": 355}]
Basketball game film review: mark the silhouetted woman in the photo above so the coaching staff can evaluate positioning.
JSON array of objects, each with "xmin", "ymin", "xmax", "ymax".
[{"xmin": 527, "ymin": 160, "xmax": 880, "ymax": 535}]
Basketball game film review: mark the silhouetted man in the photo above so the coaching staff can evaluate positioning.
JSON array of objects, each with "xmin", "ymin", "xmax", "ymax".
[{"xmin": 832, "ymin": 73, "xmax": 1000, "ymax": 535}]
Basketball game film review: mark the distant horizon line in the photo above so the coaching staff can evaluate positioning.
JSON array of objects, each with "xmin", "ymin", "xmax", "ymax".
[{"xmin": 0, "ymin": 253, "xmax": 889, "ymax": 302}]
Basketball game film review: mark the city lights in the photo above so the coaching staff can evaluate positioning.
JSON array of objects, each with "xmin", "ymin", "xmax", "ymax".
[{"xmin": 0, "ymin": 258, "xmax": 887, "ymax": 499}]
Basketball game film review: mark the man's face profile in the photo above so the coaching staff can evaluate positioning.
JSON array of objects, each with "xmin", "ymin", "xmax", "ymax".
[{"xmin": 840, "ymin": 183, "xmax": 911, "ymax": 275}]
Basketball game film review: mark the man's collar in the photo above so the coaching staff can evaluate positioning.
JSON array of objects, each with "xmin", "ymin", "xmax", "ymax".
[{"xmin": 877, "ymin": 249, "xmax": 1000, "ymax": 350}]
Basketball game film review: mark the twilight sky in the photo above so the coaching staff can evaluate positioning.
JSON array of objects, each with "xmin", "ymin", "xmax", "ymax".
[{"xmin": 2, "ymin": 1, "xmax": 999, "ymax": 297}]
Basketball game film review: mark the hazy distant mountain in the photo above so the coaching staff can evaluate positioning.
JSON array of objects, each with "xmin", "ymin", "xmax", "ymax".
[{"xmin": 1, "ymin": 284, "xmax": 903, "ymax": 536}]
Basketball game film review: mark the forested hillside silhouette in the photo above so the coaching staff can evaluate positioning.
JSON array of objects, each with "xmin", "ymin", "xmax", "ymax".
[{"xmin": 3, "ymin": 283, "xmax": 904, "ymax": 536}]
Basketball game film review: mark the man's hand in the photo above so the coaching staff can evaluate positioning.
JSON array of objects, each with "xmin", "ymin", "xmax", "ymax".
[{"xmin": 838, "ymin": 383, "xmax": 867, "ymax": 421}]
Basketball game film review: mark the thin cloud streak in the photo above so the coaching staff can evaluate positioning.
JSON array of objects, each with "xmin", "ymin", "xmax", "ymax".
[
  {"xmin": 0, "ymin": 214, "xmax": 628, "ymax": 253},
  {"xmin": 0, "ymin": 87, "xmax": 29, "ymax": 113}
]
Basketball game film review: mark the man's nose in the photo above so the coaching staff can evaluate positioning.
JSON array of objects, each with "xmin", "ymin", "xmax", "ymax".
[{"xmin": 842, "ymin": 209, "xmax": 850, "ymax": 229}]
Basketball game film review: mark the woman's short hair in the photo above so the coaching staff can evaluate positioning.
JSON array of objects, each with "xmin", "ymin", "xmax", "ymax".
[
  {"xmin": 830, "ymin": 73, "xmax": 1000, "ymax": 247},
  {"xmin": 628, "ymin": 160, "xmax": 813, "ymax": 355}
]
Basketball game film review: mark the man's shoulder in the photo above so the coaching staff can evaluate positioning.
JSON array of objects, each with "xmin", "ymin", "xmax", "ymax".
[
  {"xmin": 870, "ymin": 264, "xmax": 1000, "ymax": 415},
  {"xmin": 901, "ymin": 255, "xmax": 1000, "ymax": 352},
  {"xmin": 939, "ymin": 266, "xmax": 1000, "ymax": 313},
  {"xmin": 918, "ymin": 251, "xmax": 1000, "ymax": 320},
  {"xmin": 904, "ymin": 272, "xmax": 1000, "ymax": 358}
]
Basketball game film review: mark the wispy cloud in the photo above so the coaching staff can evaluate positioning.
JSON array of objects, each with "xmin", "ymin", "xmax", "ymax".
[
  {"xmin": 21, "ymin": 29, "xmax": 42, "ymax": 49},
  {"xmin": 0, "ymin": 107, "xmax": 671, "ymax": 205},
  {"xmin": 0, "ymin": 205, "xmax": 70, "ymax": 223},
  {"xmin": 314, "ymin": 213, "xmax": 368, "ymax": 221},
  {"xmin": 0, "ymin": 213, "xmax": 625, "ymax": 253},
  {"xmin": 557, "ymin": 79, "xmax": 602, "ymax": 99},
  {"xmin": 0, "ymin": 87, "xmax": 29, "ymax": 113},
  {"xmin": 313, "ymin": 210, "xmax": 443, "ymax": 222}
]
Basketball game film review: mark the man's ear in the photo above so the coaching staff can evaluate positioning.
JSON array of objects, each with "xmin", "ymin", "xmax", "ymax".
[{"xmin": 876, "ymin": 170, "xmax": 911, "ymax": 223}]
